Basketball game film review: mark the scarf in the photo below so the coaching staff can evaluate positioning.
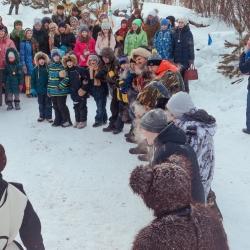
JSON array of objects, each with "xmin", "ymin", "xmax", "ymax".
[
  {"xmin": 89, "ymin": 65, "xmax": 101, "ymax": 86},
  {"xmin": 10, "ymin": 28, "xmax": 25, "ymax": 41},
  {"xmin": 117, "ymin": 26, "xmax": 129, "ymax": 39}
]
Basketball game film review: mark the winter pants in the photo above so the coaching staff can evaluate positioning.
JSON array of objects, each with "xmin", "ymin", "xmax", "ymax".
[
  {"xmin": 73, "ymin": 98, "xmax": 88, "ymax": 122},
  {"xmin": 180, "ymin": 68, "xmax": 189, "ymax": 94},
  {"xmin": 8, "ymin": 3, "xmax": 19, "ymax": 14},
  {"xmin": 37, "ymin": 94, "xmax": 52, "ymax": 119},
  {"xmin": 115, "ymin": 101, "xmax": 129, "ymax": 131},
  {"xmin": 246, "ymin": 90, "xmax": 250, "ymax": 132},
  {"xmin": 108, "ymin": 89, "xmax": 119, "ymax": 127},
  {"xmin": 51, "ymin": 95, "xmax": 71, "ymax": 125},
  {"xmin": 7, "ymin": 93, "xmax": 20, "ymax": 101},
  {"xmin": 94, "ymin": 96, "xmax": 107, "ymax": 124},
  {"xmin": 25, "ymin": 76, "xmax": 31, "ymax": 95}
]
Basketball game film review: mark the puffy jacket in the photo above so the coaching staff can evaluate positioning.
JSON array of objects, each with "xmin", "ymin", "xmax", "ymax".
[
  {"xmin": 0, "ymin": 37, "xmax": 16, "ymax": 69},
  {"xmin": 32, "ymin": 27, "xmax": 47, "ymax": 53},
  {"xmin": 95, "ymin": 33, "xmax": 116, "ymax": 54},
  {"xmin": 54, "ymin": 24, "xmax": 76, "ymax": 50},
  {"xmin": 51, "ymin": 13, "xmax": 69, "ymax": 25},
  {"xmin": 239, "ymin": 52, "xmax": 250, "ymax": 90},
  {"xmin": 145, "ymin": 16, "xmax": 161, "ymax": 47}
]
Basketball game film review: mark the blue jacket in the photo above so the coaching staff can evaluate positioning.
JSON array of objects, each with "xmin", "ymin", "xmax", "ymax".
[
  {"xmin": 153, "ymin": 28, "xmax": 172, "ymax": 60},
  {"xmin": 170, "ymin": 25, "xmax": 194, "ymax": 69},
  {"xmin": 239, "ymin": 52, "xmax": 250, "ymax": 90},
  {"xmin": 20, "ymin": 40, "xmax": 34, "ymax": 76},
  {"xmin": 31, "ymin": 65, "xmax": 49, "ymax": 95}
]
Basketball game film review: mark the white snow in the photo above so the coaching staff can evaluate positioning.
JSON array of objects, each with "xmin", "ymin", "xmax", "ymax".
[{"xmin": 1, "ymin": 2, "xmax": 250, "ymax": 250}]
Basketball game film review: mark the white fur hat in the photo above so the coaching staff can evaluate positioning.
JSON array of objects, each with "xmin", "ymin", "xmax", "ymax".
[
  {"xmin": 148, "ymin": 10, "xmax": 157, "ymax": 17},
  {"xmin": 178, "ymin": 17, "xmax": 188, "ymax": 25},
  {"xmin": 81, "ymin": 9, "xmax": 90, "ymax": 14}
]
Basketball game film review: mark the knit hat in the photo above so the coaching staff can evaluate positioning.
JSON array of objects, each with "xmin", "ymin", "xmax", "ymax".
[
  {"xmin": 148, "ymin": 9, "xmax": 157, "ymax": 17},
  {"xmin": 167, "ymin": 92, "xmax": 195, "ymax": 118},
  {"xmin": 80, "ymin": 25, "xmax": 89, "ymax": 33},
  {"xmin": 166, "ymin": 15, "xmax": 175, "ymax": 26},
  {"xmin": 0, "ymin": 25, "xmax": 5, "ymax": 31},
  {"xmin": 51, "ymin": 47, "xmax": 61, "ymax": 58},
  {"xmin": 88, "ymin": 54, "xmax": 100, "ymax": 64},
  {"xmin": 58, "ymin": 22, "xmax": 66, "ymax": 28},
  {"xmin": 178, "ymin": 17, "xmax": 188, "ymax": 25},
  {"xmin": 57, "ymin": 5, "xmax": 65, "ymax": 10},
  {"xmin": 160, "ymin": 18, "xmax": 169, "ymax": 26},
  {"xmin": 134, "ymin": 8, "xmax": 141, "ymax": 15},
  {"xmin": 72, "ymin": 6, "xmax": 79, "ymax": 12},
  {"xmin": 34, "ymin": 18, "xmax": 42, "ymax": 26},
  {"xmin": 49, "ymin": 22, "xmax": 57, "ymax": 29},
  {"xmin": 137, "ymin": 81, "xmax": 170, "ymax": 109},
  {"xmin": 24, "ymin": 28, "xmax": 32, "ymax": 34},
  {"xmin": 119, "ymin": 55, "xmax": 128, "ymax": 65},
  {"xmin": 8, "ymin": 51, "xmax": 15, "ymax": 59},
  {"xmin": 70, "ymin": 16, "xmax": 78, "ymax": 24},
  {"xmin": 132, "ymin": 19, "xmax": 142, "ymax": 27},
  {"xmin": 81, "ymin": 8, "xmax": 90, "ymax": 14},
  {"xmin": 101, "ymin": 19, "xmax": 111, "ymax": 30},
  {"xmin": 0, "ymin": 144, "xmax": 6, "ymax": 173},
  {"xmin": 147, "ymin": 49, "xmax": 162, "ymax": 66}
]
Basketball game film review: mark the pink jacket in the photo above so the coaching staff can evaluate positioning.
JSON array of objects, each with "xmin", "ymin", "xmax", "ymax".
[
  {"xmin": 95, "ymin": 33, "xmax": 116, "ymax": 54},
  {"xmin": 74, "ymin": 38, "xmax": 96, "ymax": 67},
  {"xmin": 0, "ymin": 37, "xmax": 16, "ymax": 69}
]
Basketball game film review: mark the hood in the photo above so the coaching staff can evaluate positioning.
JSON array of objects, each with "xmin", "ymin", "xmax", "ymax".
[
  {"xmin": 56, "ymin": 24, "xmax": 71, "ymax": 35},
  {"xmin": 13, "ymin": 19, "xmax": 22, "ymax": 27},
  {"xmin": 156, "ymin": 60, "xmax": 177, "ymax": 75},
  {"xmin": 99, "ymin": 47, "xmax": 115, "ymax": 61},
  {"xmin": 34, "ymin": 52, "xmax": 50, "ymax": 66},
  {"xmin": 154, "ymin": 122, "xmax": 187, "ymax": 147},
  {"xmin": 41, "ymin": 17, "xmax": 52, "ymax": 27},
  {"xmin": 62, "ymin": 54, "xmax": 78, "ymax": 68},
  {"xmin": 4, "ymin": 47, "xmax": 20, "ymax": 65}
]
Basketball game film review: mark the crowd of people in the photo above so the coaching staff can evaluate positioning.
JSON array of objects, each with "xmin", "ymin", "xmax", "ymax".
[{"xmin": 0, "ymin": 4, "xmax": 233, "ymax": 249}]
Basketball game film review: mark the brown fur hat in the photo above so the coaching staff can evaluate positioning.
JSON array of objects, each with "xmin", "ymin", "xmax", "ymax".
[
  {"xmin": 131, "ymin": 47, "xmax": 151, "ymax": 61},
  {"xmin": 34, "ymin": 51, "xmax": 50, "ymax": 66},
  {"xmin": 0, "ymin": 144, "xmax": 7, "ymax": 173},
  {"xmin": 62, "ymin": 54, "xmax": 78, "ymax": 68}
]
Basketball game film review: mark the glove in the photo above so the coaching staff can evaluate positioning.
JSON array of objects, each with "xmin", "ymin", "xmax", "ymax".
[
  {"xmin": 22, "ymin": 65, "xmax": 27, "ymax": 74},
  {"xmin": 116, "ymin": 35, "xmax": 123, "ymax": 43},
  {"xmin": 95, "ymin": 70, "xmax": 107, "ymax": 80},
  {"xmin": 84, "ymin": 50, "xmax": 90, "ymax": 56},
  {"xmin": 30, "ymin": 88, "xmax": 37, "ymax": 97},
  {"xmin": 55, "ymin": 86, "xmax": 61, "ymax": 92},
  {"xmin": 19, "ymin": 85, "xmax": 23, "ymax": 91},
  {"xmin": 2, "ymin": 83, "xmax": 5, "ymax": 88}
]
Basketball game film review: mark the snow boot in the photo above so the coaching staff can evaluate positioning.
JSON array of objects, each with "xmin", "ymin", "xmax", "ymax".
[
  {"xmin": 61, "ymin": 121, "xmax": 72, "ymax": 128},
  {"xmin": 77, "ymin": 122, "xmax": 87, "ymax": 129},
  {"xmin": 73, "ymin": 122, "xmax": 79, "ymax": 128},
  {"xmin": 113, "ymin": 129, "xmax": 123, "ymax": 135},
  {"xmin": 37, "ymin": 118, "xmax": 45, "ymax": 122},
  {"xmin": 14, "ymin": 100, "xmax": 20, "ymax": 110},
  {"xmin": 47, "ymin": 119, "xmax": 53, "ymax": 123},
  {"xmin": 92, "ymin": 122, "xmax": 102, "ymax": 127},
  {"xmin": 138, "ymin": 154, "xmax": 150, "ymax": 162},
  {"xmin": 7, "ymin": 101, "xmax": 13, "ymax": 111},
  {"xmin": 103, "ymin": 124, "xmax": 115, "ymax": 132},
  {"xmin": 124, "ymin": 125, "xmax": 134, "ymax": 138},
  {"xmin": 126, "ymin": 136, "xmax": 138, "ymax": 144},
  {"xmin": 242, "ymin": 128, "xmax": 250, "ymax": 134},
  {"xmin": 129, "ymin": 140, "xmax": 148, "ymax": 154}
]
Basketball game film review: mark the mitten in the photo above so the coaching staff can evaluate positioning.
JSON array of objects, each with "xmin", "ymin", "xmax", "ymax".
[
  {"xmin": 116, "ymin": 35, "xmax": 123, "ymax": 42},
  {"xmin": 19, "ymin": 85, "xmax": 23, "ymax": 91},
  {"xmin": 84, "ymin": 50, "xmax": 90, "ymax": 56},
  {"xmin": 30, "ymin": 88, "xmax": 37, "ymax": 97}
]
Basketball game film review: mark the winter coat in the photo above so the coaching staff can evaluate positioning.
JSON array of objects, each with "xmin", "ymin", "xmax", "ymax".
[
  {"xmin": 51, "ymin": 13, "xmax": 69, "ymax": 25},
  {"xmin": 92, "ymin": 20, "xmax": 102, "ymax": 41},
  {"xmin": 74, "ymin": 37, "xmax": 96, "ymax": 67},
  {"xmin": 170, "ymin": 24, "xmax": 194, "ymax": 69},
  {"xmin": 174, "ymin": 109, "xmax": 217, "ymax": 200},
  {"xmin": 20, "ymin": 38, "xmax": 39, "ymax": 76},
  {"xmin": 31, "ymin": 52, "xmax": 50, "ymax": 95},
  {"xmin": 95, "ymin": 32, "xmax": 116, "ymax": 54},
  {"xmin": 54, "ymin": 24, "xmax": 76, "ymax": 50},
  {"xmin": 9, "ymin": 20, "xmax": 25, "ymax": 52},
  {"xmin": 128, "ymin": 14, "xmax": 144, "ymax": 28},
  {"xmin": 0, "ymin": 174, "xmax": 45, "ymax": 250},
  {"xmin": 145, "ymin": 16, "xmax": 161, "ymax": 47},
  {"xmin": 47, "ymin": 61, "xmax": 70, "ymax": 96},
  {"xmin": 0, "ymin": 37, "xmax": 16, "ymax": 69},
  {"xmin": 239, "ymin": 52, "xmax": 250, "ymax": 90},
  {"xmin": 32, "ymin": 27, "xmax": 47, "ymax": 53},
  {"xmin": 79, "ymin": 17, "xmax": 95, "ymax": 30},
  {"xmin": 71, "ymin": 25, "xmax": 81, "ymax": 39},
  {"xmin": 124, "ymin": 29, "xmax": 148, "ymax": 56},
  {"xmin": 2, "ymin": 47, "xmax": 23, "ymax": 94},
  {"xmin": 152, "ymin": 28, "xmax": 172, "ymax": 60},
  {"xmin": 41, "ymin": 17, "xmax": 52, "ymax": 28},
  {"xmin": 152, "ymin": 122, "xmax": 205, "ymax": 203}
]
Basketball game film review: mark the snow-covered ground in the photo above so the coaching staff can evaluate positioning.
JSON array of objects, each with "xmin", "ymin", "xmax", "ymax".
[{"xmin": 1, "ymin": 2, "xmax": 250, "ymax": 250}]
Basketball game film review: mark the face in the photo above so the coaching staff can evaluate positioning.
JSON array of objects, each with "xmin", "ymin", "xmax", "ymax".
[
  {"xmin": 71, "ymin": 21, "xmax": 77, "ymax": 28},
  {"xmin": 81, "ymin": 31, "xmax": 88, "ymax": 37},
  {"xmin": 83, "ymin": 12, "xmax": 89, "ymax": 18},
  {"xmin": 134, "ymin": 14, "xmax": 139, "ymax": 18},
  {"xmin": 130, "ymin": 62, "xmax": 136, "ymax": 72},
  {"xmin": 26, "ymin": 31, "xmax": 33, "ymax": 40},
  {"xmin": 178, "ymin": 22, "xmax": 185, "ymax": 28},
  {"xmin": 50, "ymin": 26, "xmax": 56, "ymax": 33},
  {"xmin": 99, "ymin": 16, "xmax": 105, "ymax": 22},
  {"xmin": 140, "ymin": 128, "xmax": 158, "ymax": 146},
  {"xmin": 103, "ymin": 29, "xmax": 109, "ymax": 34},
  {"xmin": 34, "ymin": 24, "xmax": 42, "ymax": 31},
  {"xmin": 72, "ymin": 11, "xmax": 78, "ymax": 16},
  {"xmin": 161, "ymin": 24, "xmax": 167, "ymax": 30},
  {"xmin": 121, "ymin": 23, "xmax": 127, "ymax": 28},
  {"xmin": 67, "ymin": 61, "xmax": 73, "ymax": 68},
  {"xmin": 44, "ymin": 23, "xmax": 49, "ymax": 29},
  {"xmin": 59, "ymin": 27, "xmax": 66, "ymax": 33},
  {"xmin": 120, "ymin": 63, "xmax": 129, "ymax": 70},
  {"xmin": 57, "ymin": 9, "xmax": 64, "ymax": 15},
  {"xmin": 148, "ymin": 15, "xmax": 154, "ymax": 20},
  {"xmin": 132, "ymin": 23, "xmax": 138, "ymax": 31},
  {"xmin": 89, "ymin": 60, "xmax": 98, "ymax": 67},
  {"xmin": 15, "ymin": 23, "xmax": 22, "ymax": 30},
  {"xmin": 53, "ymin": 55, "xmax": 60, "ymax": 62},
  {"xmin": 135, "ymin": 56, "xmax": 147, "ymax": 68},
  {"xmin": 0, "ymin": 30, "xmax": 5, "ymax": 38},
  {"xmin": 102, "ymin": 56, "xmax": 109, "ymax": 64},
  {"xmin": 8, "ymin": 57, "xmax": 15, "ymax": 62},
  {"xmin": 148, "ymin": 65, "xmax": 158, "ymax": 74},
  {"xmin": 167, "ymin": 19, "xmax": 172, "ymax": 26},
  {"xmin": 39, "ymin": 59, "xmax": 45, "ymax": 65}
]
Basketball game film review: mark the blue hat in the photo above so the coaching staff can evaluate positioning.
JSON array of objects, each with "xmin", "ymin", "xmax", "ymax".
[
  {"xmin": 51, "ymin": 47, "xmax": 60, "ymax": 58},
  {"xmin": 160, "ymin": 19, "xmax": 169, "ymax": 26},
  {"xmin": 58, "ymin": 22, "xmax": 66, "ymax": 28},
  {"xmin": 119, "ymin": 55, "xmax": 128, "ymax": 65}
]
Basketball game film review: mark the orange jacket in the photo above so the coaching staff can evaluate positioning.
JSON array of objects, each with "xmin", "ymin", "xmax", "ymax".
[{"xmin": 156, "ymin": 60, "xmax": 177, "ymax": 76}]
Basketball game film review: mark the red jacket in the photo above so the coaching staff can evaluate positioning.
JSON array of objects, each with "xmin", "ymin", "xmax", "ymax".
[
  {"xmin": 0, "ymin": 37, "xmax": 16, "ymax": 69},
  {"xmin": 74, "ymin": 38, "xmax": 96, "ymax": 67}
]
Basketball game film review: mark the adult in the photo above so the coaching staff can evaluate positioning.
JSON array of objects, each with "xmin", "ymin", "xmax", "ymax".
[
  {"xmin": 0, "ymin": 26, "xmax": 16, "ymax": 106},
  {"xmin": 144, "ymin": 9, "xmax": 160, "ymax": 49},
  {"xmin": 147, "ymin": 51, "xmax": 185, "ymax": 95},
  {"xmin": 92, "ymin": 12, "xmax": 106, "ymax": 41},
  {"xmin": 10, "ymin": 20, "xmax": 24, "ymax": 52},
  {"xmin": 54, "ymin": 22, "xmax": 76, "ymax": 51},
  {"xmin": 0, "ymin": 144, "xmax": 45, "ymax": 249},
  {"xmin": 170, "ymin": 17, "xmax": 194, "ymax": 93},
  {"xmin": 128, "ymin": 8, "xmax": 143, "ymax": 28},
  {"xmin": 167, "ymin": 92, "xmax": 222, "ymax": 219},
  {"xmin": 41, "ymin": 17, "xmax": 51, "ymax": 55},
  {"xmin": 115, "ymin": 19, "xmax": 130, "ymax": 57},
  {"xmin": 7, "ymin": 0, "xmax": 21, "ymax": 15},
  {"xmin": 0, "ymin": 17, "xmax": 8, "ymax": 34},
  {"xmin": 51, "ymin": 5, "xmax": 69, "ymax": 25},
  {"xmin": 239, "ymin": 44, "xmax": 250, "ymax": 135},
  {"xmin": 48, "ymin": 22, "xmax": 58, "ymax": 52},
  {"xmin": 74, "ymin": 25, "xmax": 96, "ymax": 68},
  {"xmin": 79, "ymin": 9, "xmax": 95, "ymax": 31},
  {"xmin": 42, "ymin": 17, "xmax": 52, "ymax": 33},
  {"xmin": 130, "ymin": 162, "xmax": 229, "ymax": 250},
  {"xmin": 139, "ymin": 108, "xmax": 205, "ymax": 203},
  {"xmin": 20, "ymin": 28, "xmax": 39, "ymax": 97},
  {"xmin": 166, "ymin": 15, "xmax": 176, "ymax": 29},
  {"xmin": 70, "ymin": 6, "xmax": 81, "ymax": 20},
  {"xmin": 124, "ymin": 19, "xmax": 148, "ymax": 56},
  {"xmin": 33, "ymin": 18, "xmax": 47, "ymax": 53},
  {"xmin": 69, "ymin": 16, "xmax": 80, "ymax": 39}
]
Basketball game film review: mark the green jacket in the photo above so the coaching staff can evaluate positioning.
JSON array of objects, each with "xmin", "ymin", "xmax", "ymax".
[{"xmin": 124, "ymin": 30, "xmax": 148, "ymax": 56}]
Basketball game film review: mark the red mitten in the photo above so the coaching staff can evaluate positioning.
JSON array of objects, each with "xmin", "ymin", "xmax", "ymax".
[{"xmin": 19, "ymin": 85, "xmax": 23, "ymax": 91}]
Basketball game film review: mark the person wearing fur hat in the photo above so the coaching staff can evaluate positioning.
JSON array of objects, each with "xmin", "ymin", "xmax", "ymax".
[
  {"xmin": 69, "ymin": 16, "xmax": 81, "ymax": 39},
  {"xmin": 130, "ymin": 161, "xmax": 229, "ymax": 250},
  {"xmin": 128, "ymin": 8, "xmax": 144, "ymax": 29},
  {"xmin": 42, "ymin": 17, "xmax": 52, "ymax": 33},
  {"xmin": 0, "ymin": 25, "xmax": 16, "ymax": 107},
  {"xmin": 79, "ymin": 9, "xmax": 95, "ymax": 31},
  {"xmin": 2, "ymin": 47, "xmax": 23, "ymax": 111},
  {"xmin": 0, "ymin": 144, "xmax": 45, "ymax": 249},
  {"xmin": 7, "ymin": 0, "xmax": 21, "ymax": 15},
  {"xmin": 51, "ymin": 5, "xmax": 69, "ymax": 25},
  {"xmin": 147, "ymin": 50, "xmax": 185, "ymax": 95},
  {"xmin": 33, "ymin": 18, "xmax": 48, "ymax": 54},
  {"xmin": 62, "ymin": 53, "xmax": 89, "ymax": 129},
  {"xmin": 166, "ymin": 92, "xmax": 223, "ymax": 219},
  {"xmin": 92, "ymin": 12, "xmax": 106, "ymax": 41},
  {"xmin": 145, "ymin": 9, "xmax": 161, "ymax": 49},
  {"xmin": 69, "ymin": 6, "xmax": 81, "ymax": 21},
  {"xmin": 124, "ymin": 19, "xmax": 148, "ymax": 56},
  {"xmin": 95, "ymin": 19, "xmax": 116, "ymax": 54},
  {"xmin": 48, "ymin": 22, "xmax": 58, "ymax": 52},
  {"xmin": 20, "ymin": 28, "xmax": 39, "ymax": 97},
  {"xmin": 48, "ymin": 47, "xmax": 72, "ymax": 127},
  {"xmin": 170, "ymin": 17, "xmax": 194, "ymax": 93},
  {"xmin": 74, "ymin": 25, "xmax": 96, "ymax": 68},
  {"xmin": 54, "ymin": 21, "xmax": 76, "ymax": 51},
  {"xmin": 9, "ymin": 20, "xmax": 24, "ymax": 52},
  {"xmin": 30, "ymin": 52, "xmax": 52, "ymax": 122},
  {"xmin": 115, "ymin": 19, "xmax": 130, "ymax": 57}
]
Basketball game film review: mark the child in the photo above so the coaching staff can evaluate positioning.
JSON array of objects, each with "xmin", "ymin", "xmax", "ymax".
[
  {"xmin": 47, "ymin": 47, "xmax": 72, "ymax": 127},
  {"xmin": 88, "ymin": 53, "xmax": 108, "ymax": 127},
  {"xmin": 62, "ymin": 53, "xmax": 89, "ymax": 129},
  {"xmin": 30, "ymin": 52, "xmax": 53, "ymax": 123},
  {"xmin": 2, "ymin": 47, "xmax": 23, "ymax": 111},
  {"xmin": 115, "ymin": 19, "xmax": 129, "ymax": 57}
]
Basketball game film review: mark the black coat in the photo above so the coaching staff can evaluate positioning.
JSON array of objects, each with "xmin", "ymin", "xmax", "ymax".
[
  {"xmin": 54, "ymin": 32, "xmax": 76, "ymax": 50},
  {"xmin": 239, "ymin": 52, "xmax": 250, "ymax": 90},
  {"xmin": 33, "ymin": 27, "xmax": 48, "ymax": 54},
  {"xmin": 0, "ymin": 174, "xmax": 45, "ymax": 250},
  {"xmin": 92, "ymin": 24, "xmax": 102, "ymax": 41},
  {"xmin": 51, "ymin": 13, "xmax": 69, "ymax": 25},
  {"xmin": 67, "ymin": 66, "xmax": 90, "ymax": 102},
  {"xmin": 152, "ymin": 122, "xmax": 205, "ymax": 204},
  {"xmin": 170, "ymin": 25, "xmax": 194, "ymax": 69}
]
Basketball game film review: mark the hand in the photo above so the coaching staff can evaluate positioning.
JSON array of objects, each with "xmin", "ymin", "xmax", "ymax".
[
  {"xmin": 30, "ymin": 88, "xmax": 37, "ymax": 97},
  {"xmin": 84, "ymin": 50, "xmax": 90, "ymax": 56},
  {"xmin": 55, "ymin": 87, "xmax": 61, "ymax": 92},
  {"xmin": 2, "ymin": 83, "xmax": 5, "ymax": 88},
  {"xmin": 22, "ymin": 65, "xmax": 27, "ymax": 74},
  {"xmin": 189, "ymin": 60, "xmax": 194, "ymax": 68},
  {"xmin": 47, "ymin": 92, "xmax": 51, "ymax": 97},
  {"xmin": 19, "ymin": 85, "xmax": 23, "ymax": 91},
  {"xmin": 80, "ymin": 55, "xmax": 85, "ymax": 61}
]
